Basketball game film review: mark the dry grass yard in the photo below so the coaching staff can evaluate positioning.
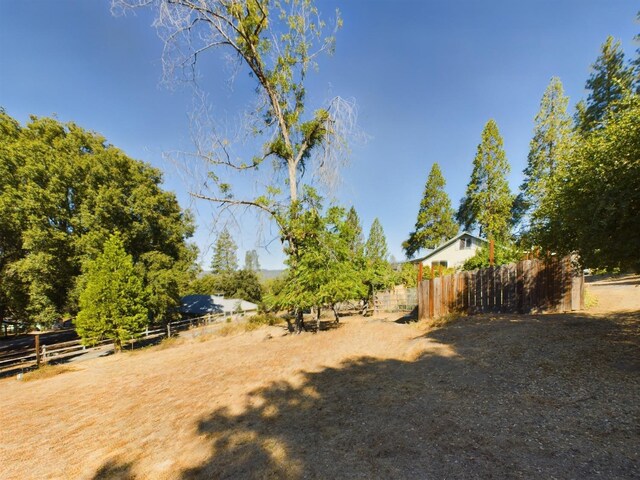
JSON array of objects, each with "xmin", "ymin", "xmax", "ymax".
[{"xmin": 1, "ymin": 276, "xmax": 639, "ymax": 479}]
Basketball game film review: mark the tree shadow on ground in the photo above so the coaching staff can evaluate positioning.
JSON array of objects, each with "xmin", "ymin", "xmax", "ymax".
[
  {"xmin": 98, "ymin": 311, "xmax": 640, "ymax": 479},
  {"xmin": 92, "ymin": 459, "xmax": 134, "ymax": 480}
]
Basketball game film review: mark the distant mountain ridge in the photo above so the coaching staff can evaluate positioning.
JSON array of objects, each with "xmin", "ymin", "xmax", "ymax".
[{"xmin": 258, "ymin": 269, "xmax": 285, "ymax": 280}]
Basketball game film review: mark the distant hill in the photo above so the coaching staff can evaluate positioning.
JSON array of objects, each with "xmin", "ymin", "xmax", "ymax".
[{"xmin": 258, "ymin": 269, "xmax": 285, "ymax": 280}]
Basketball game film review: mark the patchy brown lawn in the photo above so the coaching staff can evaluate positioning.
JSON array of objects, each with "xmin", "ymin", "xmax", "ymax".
[{"xmin": 1, "ymin": 288, "xmax": 639, "ymax": 479}]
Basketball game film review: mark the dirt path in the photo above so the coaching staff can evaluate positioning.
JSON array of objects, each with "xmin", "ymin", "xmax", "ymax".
[
  {"xmin": 1, "ymin": 307, "xmax": 638, "ymax": 479},
  {"xmin": 586, "ymin": 274, "xmax": 640, "ymax": 313}
]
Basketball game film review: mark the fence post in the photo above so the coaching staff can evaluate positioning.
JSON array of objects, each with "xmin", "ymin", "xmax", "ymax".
[
  {"xmin": 42, "ymin": 345, "xmax": 47, "ymax": 364},
  {"xmin": 167, "ymin": 323, "xmax": 171, "ymax": 338},
  {"xmin": 35, "ymin": 334, "xmax": 41, "ymax": 368}
]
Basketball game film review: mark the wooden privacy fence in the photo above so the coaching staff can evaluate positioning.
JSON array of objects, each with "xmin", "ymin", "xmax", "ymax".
[{"xmin": 417, "ymin": 256, "xmax": 584, "ymax": 320}]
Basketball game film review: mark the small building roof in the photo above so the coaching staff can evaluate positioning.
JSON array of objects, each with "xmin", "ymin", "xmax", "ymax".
[
  {"xmin": 411, "ymin": 232, "xmax": 487, "ymax": 264},
  {"xmin": 179, "ymin": 295, "xmax": 258, "ymax": 316}
]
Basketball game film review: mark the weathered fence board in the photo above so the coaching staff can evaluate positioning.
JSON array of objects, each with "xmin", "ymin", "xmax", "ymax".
[{"xmin": 418, "ymin": 256, "xmax": 583, "ymax": 320}]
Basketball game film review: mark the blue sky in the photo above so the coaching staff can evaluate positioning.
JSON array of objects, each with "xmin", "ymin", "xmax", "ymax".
[{"xmin": 1, "ymin": 1, "xmax": 638, "ymax": 269}]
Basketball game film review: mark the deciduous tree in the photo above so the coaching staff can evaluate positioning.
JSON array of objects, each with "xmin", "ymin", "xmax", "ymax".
[
  {"xmin": 113, "ymin": 0, "xmax": 358, "ymax": 327},
  {"xmin": 540, "ymin": 92, "xmax": 640, "ymax": 271},
  {"xmin": 0, "ymin": 111, "xmax": 196, "ymax": 328}
]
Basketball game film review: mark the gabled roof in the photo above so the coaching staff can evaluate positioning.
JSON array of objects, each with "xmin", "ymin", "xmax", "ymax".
[
  {"xmin": 411, "ymin": 232, "xmax": 487, "ymax": 264},
  {"xmin": 179, "ymin": 295, "xmax": 258, "ymax": 316}
]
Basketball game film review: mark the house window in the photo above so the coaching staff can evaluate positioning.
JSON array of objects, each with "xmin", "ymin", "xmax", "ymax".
[
  {"xmin": 432, "ymin": 260, "xmax": 448, "ymax": 268},
  {"xmin": 460, "ymin": 237, "xmax": 473, "ymax": 249}
]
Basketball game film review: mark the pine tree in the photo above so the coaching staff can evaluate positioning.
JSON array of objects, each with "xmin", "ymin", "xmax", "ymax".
[
  {"xmin": 211, "ymin": 228, "xmax": 238, "ymax": 274},
  {"xmin": 576, "ymin": 36, "xmax": 634, "ymax": 133},
  {"xmin": 75, "ymin": 232, "xmax": 148, "ymax": 351},
  {"xmin": 244, "ymin": 250, "xmax": 260, "ymax": 272},
  {"xmin": 520, "ymin": 77, "xmax": 574, "ymax": 236},
  {"xmin": 344, "ymin": 206, "xmax": 365, "ymax": 254},
  {"xmin": 403, "ymin": 163, "xmax": 458, "ymax": 258},
  {"xmin": 457, "ymin": 120, "xmax": 514, "ymax": 241},
  {"xmin": 363, "ymin": 218, "xmax": 393, "ymax": 308}
]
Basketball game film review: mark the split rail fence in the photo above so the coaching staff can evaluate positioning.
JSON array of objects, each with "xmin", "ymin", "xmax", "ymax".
[
  {"xmin": 0, "ymin": 314, "xmax": 223, "ymax": 377},
  {"xmin": 417, "ymin": 256, "xmax": 584, "ymax": 320}
]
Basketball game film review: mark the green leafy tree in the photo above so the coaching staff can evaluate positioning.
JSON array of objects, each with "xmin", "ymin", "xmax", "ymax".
[
  {"xmin": 0, "ymin": 111, "xmax": 196, "ymax": 328},
  {"xmin": 462, "ymin": 244, "xmax": 522, "ymax": 271},
  {"xmin": 244, "ymin": 250, "xmax": 260, "ymax": 272},
  {"xmin": 394, "ymin": 262, "xmax": 418, "ymax": 288},
  {"xmin": 75, "ymin": 232, "xmax": 149, "ymax": 351},
  {"xmin": 188, "ymin": 270, "xmax": 262, "ymax": 304},
  {"xmin": 403, "ymin": 163, "xmax": 458, "ymax": 258},
  {"xmin": 363, "ymin": 218, "xmax": 394, "ymax": 310},
  {"xmin": 520, "ymin": 77, "xmax": 575, "ymax": 239},
  {"xmin": 267, "ymin": 195, "xmax": 364, "ymax": 330},
  {"xmin": 634, "ymin": 12, "xmax": 640, "ymax": 94},
  {"xmin": 576, "ymin": 36, "xmax": 634, "ymax": 134},
  {"xmin": 457, "ymin": 120, "xmax": 514, "ymax": 242},
  {"xmin": 211, "ymin": 228, "xmax": 238, "ymax": 274},
  {"xmin": 540, "ymin": 92, "xmax": 640, "ymax": 271},
  {"xmin": 114, "ymin": 0, "xmax": 358, "ymax": 328}
]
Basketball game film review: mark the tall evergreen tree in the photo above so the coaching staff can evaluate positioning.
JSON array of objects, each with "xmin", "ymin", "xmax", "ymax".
[
  {"xmin": 403, "ymin": 163, "xmax": 458, "ymax": 258},
  {"xmin": 244, "ymin": 250, "xmax": 260, "ymax": 272},
  {"xmin": 344, "ymin": 206, "xmax": 365, "ymax": 255},
  {"xmin": 210, "ymin": 228, "xmax": 238, "ymax": 274},
  {"xmin": 576, "ymin": 36, "xmax": 634, "ymax": 133},
  {"xmin": 363, "ymin": 218, "xmax": 393, "ymax": 306},
  {"xmin": 457, "ymin": 120, "xmax": 514, "ymax": 241},
  {"xmin": 75, "ymin": 232, "xmax": 148, "ymax": 351},
  {"xmin": 520, "ymin": 77, "xmax": 574, "ymax": 237}
]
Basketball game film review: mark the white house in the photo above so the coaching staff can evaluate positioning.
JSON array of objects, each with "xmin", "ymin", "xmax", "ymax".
[{"xmin": 414, "ymin": 232, "xmax": 487, "ymax": 270}]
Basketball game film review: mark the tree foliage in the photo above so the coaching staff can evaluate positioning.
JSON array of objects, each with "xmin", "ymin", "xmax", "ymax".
[
  {"xmin": 520, "ymin": 77, "xmax": 575, "ymax": 239},
  {"xmin": 576, "ymin": 36, "xmax": 635, "ymax": 134},
  {"xmin": 113, "ymin": 0, "xmax": 359, "ymax": 330},
  {"xmin": 189, "ymin": 269, "xmax": 262, "ymax": 304},
  {"xmin": 363, "ymin": 218, "xmax": 394, "ymax": 302},
  {"xmin": 457, "ymin": 120, "xmax": 514, "ymax": 241},
  {"xmin": 244, "ymin": 249, "xmax": 260, "ymax": 272},
  {"xmin": 268, "ymin": 193, "xmax": 365, "ymax": 329},
  {"xmin": 539, "ymin": 93, "xmax": 640, "ymax": 271},
  {"xmin": 0, "ymin": 111, "xmax": 196, "ymax": 327},
  {"xmin": 211, "ymin": 228, "xmax": 238, "ymax": 274},
  {"xmin": 75, "ymin": 232, "xmax": 149, "ymax": 351},
  {"xmin": 403, "ymin": 163, "xmax": 458, "ymax": 258}
]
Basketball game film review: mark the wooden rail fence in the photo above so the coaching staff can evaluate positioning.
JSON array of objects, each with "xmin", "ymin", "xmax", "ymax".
[
  {"xmin": 417, "ymin": 256, "xmax": 584, "ymax": 320},
  {"xmin": 0, "ymin": 314, "xmax": 223, "ymax": 377}
]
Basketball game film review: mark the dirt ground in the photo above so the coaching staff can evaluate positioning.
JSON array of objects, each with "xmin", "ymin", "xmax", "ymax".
[{"xmin": 1, "ymin": 279, "xmax": 638, "ymax": 479}]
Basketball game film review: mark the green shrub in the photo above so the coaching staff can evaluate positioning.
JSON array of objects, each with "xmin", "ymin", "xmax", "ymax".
[{"xmin": 248, "ymin": 313, "xmax": 283, "ymax": 327}]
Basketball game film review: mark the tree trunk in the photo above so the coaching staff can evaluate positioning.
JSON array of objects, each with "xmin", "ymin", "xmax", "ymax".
[
  {"xmin": 285, "ymin": 316, "xmax": 294, "ymax": 333},
  {"xmin": 332, "ymin": 304, "xmax": 340, "ymax": 323},
  {"xmin": 316, "ymin": 306, "xmax": 321, "ymax": 332},
  {"xmin": 295, "ymin": 308, "xmax": 305, "ymax": 334}
]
